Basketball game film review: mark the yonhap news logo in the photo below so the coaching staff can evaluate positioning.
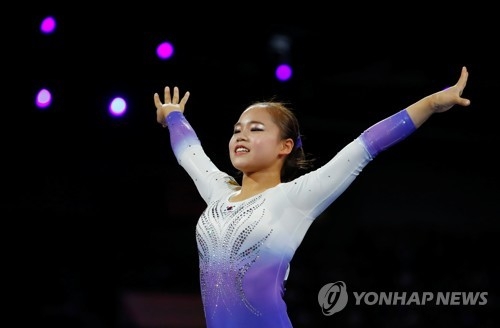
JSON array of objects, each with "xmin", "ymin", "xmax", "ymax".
[
  {"xmin": 318, "ymin": 281, "xmax": 488, "ymax": 316},
  {"xmin": 318, "ymin": 281, "xmax": 349, "ymax": 315}
]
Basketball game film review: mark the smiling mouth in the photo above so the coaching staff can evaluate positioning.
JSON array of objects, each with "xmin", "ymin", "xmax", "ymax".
[{"xmin": 235, "ymin": 146, "xmax": 249, "ymax": 153}]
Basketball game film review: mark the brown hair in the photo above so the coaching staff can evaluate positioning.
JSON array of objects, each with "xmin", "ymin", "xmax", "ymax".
[{"xmin": 252, "ymin": 101, "xmax": 315, "ymax": 182}]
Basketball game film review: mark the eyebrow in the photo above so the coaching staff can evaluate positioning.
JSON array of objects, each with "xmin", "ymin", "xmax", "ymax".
[{"xmin": 233, "ymin": 120, "xmax": 265, "ymax": 128}]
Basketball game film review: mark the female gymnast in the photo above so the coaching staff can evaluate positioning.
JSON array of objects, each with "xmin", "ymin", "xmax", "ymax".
[{"xmin": 153, "ymin": 66, "xmax": 470, "ymax": 327}]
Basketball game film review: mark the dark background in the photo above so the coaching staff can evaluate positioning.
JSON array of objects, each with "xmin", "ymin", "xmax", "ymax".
[{"xmin": 7, "ymin": 4, "xmax": 499, "ymax": 328}]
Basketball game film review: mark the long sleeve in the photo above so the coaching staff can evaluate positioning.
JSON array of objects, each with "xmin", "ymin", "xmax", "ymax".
[
  {"xmin": 165, "ymin": 111, "xmax": 202, "ymax": 159},
  {"xmin": 281, "ymin": 108, "xmax": 418, "ymax": 219},
  {"xmin": 165, "ymin": 111, "xmax": 237, "ymax": 203},
  {"xmin": 360, "ymin": 108, "xmax": 416, "ymax": 158}
]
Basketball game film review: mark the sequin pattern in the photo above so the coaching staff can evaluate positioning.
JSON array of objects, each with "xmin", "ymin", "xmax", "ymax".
[
  {"xmin": 166, "ymin": 111, "xmax": 379, "ymax": 326},
  {"xmin": 196, "ymin": 195, "xmax": 272, "ymax": 318}
]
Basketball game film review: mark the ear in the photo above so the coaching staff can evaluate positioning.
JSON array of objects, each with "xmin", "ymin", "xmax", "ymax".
[{"xmin": 279, "ymin": 138, "xmax": 294, "ymax": 156}]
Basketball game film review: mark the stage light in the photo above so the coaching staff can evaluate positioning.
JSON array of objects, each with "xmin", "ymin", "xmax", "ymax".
[
  {"xmin": 35, "ymin": 88, "xmax": 52, "ymax": 109},
  {"xmin": 109, "ymin": 97, "xmax": 127, "ymax": 117},
  {"xmin": 156, "ymin": 41, "xmax": 175, "ymax": 60},
  {"xmin": 275, "ymin": 64, "xmax": 292, "ymax": 82},
  {"xmin": 269, "ymin": 33, "xmax": 293, "ymax": 82},
  {"xmin": 40, "ymin": 16, "xmax": 56, "ymax": 34}
]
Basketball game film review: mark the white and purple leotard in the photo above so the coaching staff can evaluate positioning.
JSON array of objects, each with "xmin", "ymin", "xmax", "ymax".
[{"xmin": 165, "ymin": 109, "xmax": 416, "ymax": 328}]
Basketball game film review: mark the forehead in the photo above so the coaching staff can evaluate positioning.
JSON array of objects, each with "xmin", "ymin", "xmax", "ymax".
[{"xmin": 237, "ymin": 105, "xmax": 272, "ymax": 123}]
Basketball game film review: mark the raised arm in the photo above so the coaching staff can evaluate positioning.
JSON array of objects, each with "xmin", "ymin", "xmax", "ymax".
[
  {"xmin": 153, "ymin": 86, "xmax": 198, "ymax": 159},
  {"xmin": 283, "ymin": 67, "xmax": 472, "ymax": 217},
  {"xmin": 407, "ymin": 66, "xmax": 470, "ymax": 127},
  {"xmin": 154, "ymin": 86, "xmax": 190, "ymax": 127},
  {"xmin": 360, "ymin": 66, "xmax": 471, "ymax": 158},
  {"xmin": 153, "ymin": 86, "xmax": 231, "ymax": 203}
]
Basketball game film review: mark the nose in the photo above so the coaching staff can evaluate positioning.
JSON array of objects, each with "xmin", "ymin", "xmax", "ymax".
[{"xmin": 236, "ymin": 132, "xmax": 248, "ymax": 142}]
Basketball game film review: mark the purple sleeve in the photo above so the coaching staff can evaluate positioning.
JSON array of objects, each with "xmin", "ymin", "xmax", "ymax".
[
  {"xmin": 165, "ymin": 111, "xmax": 201, "ymax": 159},
  {"xmin": 360, "ymin": 109, "xmax": 416, "ymax": 158}
]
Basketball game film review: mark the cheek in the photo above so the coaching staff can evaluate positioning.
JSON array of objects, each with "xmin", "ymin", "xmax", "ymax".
[
  {"xmin": 253, "ymin": 137, "xmax": 278, "ymax": 152},
  {"xmin": 228, "ymin": 136, "xmax": 237, "ymax": 155},
  {"xmin": 228, "ymin": 136, "xmax": 236, "ymax": 149}
]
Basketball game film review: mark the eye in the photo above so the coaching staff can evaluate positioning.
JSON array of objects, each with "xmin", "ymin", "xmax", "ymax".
[
  {"xmin": 233, "ymin": 129, "xmax": 241, "ymax": 134},
  {"xmin": 251, "ymin": 127, "xmax": 264, "ymax": 132}
]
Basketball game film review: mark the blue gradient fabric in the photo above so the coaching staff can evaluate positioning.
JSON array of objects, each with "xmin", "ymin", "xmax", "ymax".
[{"xmin": 165, "ymin": 109, "xmax": 415, "ymax": 327}]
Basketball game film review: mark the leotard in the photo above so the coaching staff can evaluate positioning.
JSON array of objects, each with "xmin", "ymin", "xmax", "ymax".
[{"xmin": 165, "ymin": 109, "xmax": 415, "ymax": 328}]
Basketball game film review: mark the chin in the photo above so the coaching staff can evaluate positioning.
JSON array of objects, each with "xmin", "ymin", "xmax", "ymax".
[
  {"xmin": 231, "ymin": 162, "xmax": 245, "ymax": 172},
  {"xmin": 231, "ymin": 161, "xmax": 250, "ymax": 173}
]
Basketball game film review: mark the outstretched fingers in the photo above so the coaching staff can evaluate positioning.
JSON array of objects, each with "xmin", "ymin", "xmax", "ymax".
[
  {"xmin": 157, "ymin": 86, "xmax": 189, "ymax": 106},
  {"xmin": 456, "ymin": 67, "xmax": 471, "ymax": 106},
  {"xmin": 153, "ymin": 92, "xmax": 163, "ymax": 109},
  {"xmin": 171, "ymin": 86, "xmax": 179, "ymax": 104},
  {"xmin": 164, "ymin": 86, "xmax": 172, "ymax": 104},
  {"xmin": 153, "ymin": 86, "xmax": 173, "ymax": 108},
  {"xmin": 456, "ymin": 66, "xmax": 469, "ymax": 92},
  {"xmin": 179, "ymin": 91, "xmax": 190, "ymax": 109}
]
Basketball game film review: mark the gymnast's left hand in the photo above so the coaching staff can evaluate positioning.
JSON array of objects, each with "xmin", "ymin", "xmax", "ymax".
[{"xmin": 431, "ymin": 66, "xmax": 471, "ymax": 113}]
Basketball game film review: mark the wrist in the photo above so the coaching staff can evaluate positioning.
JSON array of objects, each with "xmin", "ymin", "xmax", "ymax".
[
  {"xmin": 429, "ymin": 92, "xmax": 450, "ymax": 113},
  {"xmin": 165, "ymin": 110, "xmax": 184, "ymax": 127}
]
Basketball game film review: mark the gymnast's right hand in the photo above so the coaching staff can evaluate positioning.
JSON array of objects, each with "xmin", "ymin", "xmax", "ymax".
[{"xmin": 154, "ymin": 86, "xmax": 190, "ymax": 128}]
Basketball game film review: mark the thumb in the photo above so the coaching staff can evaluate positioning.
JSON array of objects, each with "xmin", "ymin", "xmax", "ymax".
[{"xmin": 458, "ymin": 97, "xmax": 471, "ymax": 107}]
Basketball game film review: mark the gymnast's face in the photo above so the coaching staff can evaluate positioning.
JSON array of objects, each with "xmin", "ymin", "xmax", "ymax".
[{"xmin": 229, "ymin": 105, "xmax": 291, "ymax": 175}]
